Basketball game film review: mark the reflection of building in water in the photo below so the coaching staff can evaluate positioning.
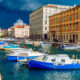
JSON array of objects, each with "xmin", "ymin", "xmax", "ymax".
[
  {"xmin": 0, "ymin": 28, "xmax": 3, "ymax": 37},
  {"xmin": 45, "ymin": 71, "xmax": 72, "ymax": 80},
  {"xmin": 53, "ymin": 71, "xmax": 72, "ymax": 80},
  {"xmin": 40, "ymin": 43, "xmax": 51, "ymax": 52}
]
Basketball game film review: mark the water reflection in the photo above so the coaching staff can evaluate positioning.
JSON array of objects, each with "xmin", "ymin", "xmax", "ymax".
[
  {"xmin": 43, "ymin": 70, "xmax": 80, "ymax": 80},
  {"xmin": 1, "ymin": 46, "xmax": 80, "ymax": 80}
]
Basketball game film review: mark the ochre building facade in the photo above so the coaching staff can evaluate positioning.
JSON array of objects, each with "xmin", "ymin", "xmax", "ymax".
[{"xmin": 49, "ymin": 5, "xmax": 80, "ymax": 43}]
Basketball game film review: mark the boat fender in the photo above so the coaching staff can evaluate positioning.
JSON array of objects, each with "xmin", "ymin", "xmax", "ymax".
[{"xmin": 54, "ymin": 63, "xmax": 58, "ymax": 66}]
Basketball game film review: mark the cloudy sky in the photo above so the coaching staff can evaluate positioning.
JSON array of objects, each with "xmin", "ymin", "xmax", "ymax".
[{"xmin": 0, "ymin": 0, "xmax": 80, "ymax": 28}]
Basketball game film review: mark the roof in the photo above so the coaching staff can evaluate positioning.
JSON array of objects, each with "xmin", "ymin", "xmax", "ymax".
[
  {"xmin": 13, "ymin": 25, "xmax": 30, "ymax": 28},
  {"xmin": 49, "ymin": 4, "xmax": 80, "ymax": 17},
  {"xmin": 30, "ymin": 4, "xmax": 73, "ymax": 15},
  {"xmin": 44, "ymin": 5, "xmax": 57, "ymax": 8},
  {"xmin": 14, "ymin": 25, "xmax": 24, "ymax": 28}
]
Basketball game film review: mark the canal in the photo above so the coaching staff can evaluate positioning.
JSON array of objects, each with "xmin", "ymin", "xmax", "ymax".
[{"xmin": 0, "ymin": 44, "xmax": 80, "ymax": 80}]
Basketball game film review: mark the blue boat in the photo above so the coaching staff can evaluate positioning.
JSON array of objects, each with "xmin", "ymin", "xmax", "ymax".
[
  {"xmin": 59, "ymin": 44, "xmax": 79, "ymax": 50},
  {"xmin": 0, "ymin": 41, "xmax": 8, "ymax": 45},
  {"xmin": 28, "ymin": 54, "xmax": 80, "ymax": 70},
  {"xmin": 3, "ymin": 45, "xmax": 18, "ymax": 49},
  {"xmin": 7, "ymin": 49, "xmax": 46, "ymax": 61}
]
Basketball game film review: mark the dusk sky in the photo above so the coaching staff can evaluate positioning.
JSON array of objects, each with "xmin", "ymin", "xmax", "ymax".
[{"xmin": 0, "ymin": 0, "xmax": 80, "ymax": 29}]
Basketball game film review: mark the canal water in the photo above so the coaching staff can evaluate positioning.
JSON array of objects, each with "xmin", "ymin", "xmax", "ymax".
[{"xmin": 0, "ymin": 44, "xmax": 80, "ymax": 80}]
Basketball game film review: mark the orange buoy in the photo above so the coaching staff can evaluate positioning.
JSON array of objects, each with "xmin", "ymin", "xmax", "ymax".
[{"xmin": 72, "ymin": 54, "xmax": 75, "ymax": 59}]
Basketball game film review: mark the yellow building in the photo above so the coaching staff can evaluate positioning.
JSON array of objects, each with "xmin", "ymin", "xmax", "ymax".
[
  {"xmin": 0, "ymin": 28, "xmax": 3, "ymax": 37},
  {"xmin": 49, "ymin": 5, "xmax": 80, "ymax": 43}
]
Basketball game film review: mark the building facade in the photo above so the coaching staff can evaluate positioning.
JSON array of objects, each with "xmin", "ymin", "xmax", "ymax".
[
  {"xmin": 2, "ymin": 29, "xmax": 8, "ymax": 37},
  {"xmin": 49, "ymin": 5, "xmax": 80, "ymax": 43},
  {"xmin": 10, "ymin": 19, "xmax": 30, "ymax": 38},
  {"xmin": 0, "ymin": 28, "xmax": 3, "ymax": 37},
  {"xmin": 30, "ymin": 4, "xmax": 73, "ymax": 40}
]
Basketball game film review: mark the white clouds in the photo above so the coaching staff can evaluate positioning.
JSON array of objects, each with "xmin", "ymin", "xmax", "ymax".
[
  {"xmin": 0, "ymin": 0, "xmax": 42, "ymax": 11},
  {"xmin": 24, "ymin": 0, "xmax": 42, "ymax": 11},
  {"xmin": 0, "ymin": 0, "xmax": 3, "ymax": 2},
  {"xmin": 19, "ymin": 0, "xmax": 42, "ymax": 11}
]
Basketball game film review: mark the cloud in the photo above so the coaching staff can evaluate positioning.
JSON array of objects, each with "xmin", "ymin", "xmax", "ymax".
[
  {"xmin": 0, "ymin": 0, "xmax": 42, "ymax": 11},
  {"xmin": 20, "ymin": 0, "xmax": 42, "ymax": 11},
  {"xmin": 0, "ymin": 0, "xmax": 3, "ymax": 2}
]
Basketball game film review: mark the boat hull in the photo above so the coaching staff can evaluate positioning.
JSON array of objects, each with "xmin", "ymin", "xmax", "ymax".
[
  {"xmin": 28, "ymin": 60, "xmax": 80, "ymax": 70},
  {"xmin": 7, "ymin": 56, "xmax": 38, "ymax": 61}
]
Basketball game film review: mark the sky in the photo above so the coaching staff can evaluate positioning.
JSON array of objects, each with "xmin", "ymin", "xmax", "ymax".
[{"xmin": 0, "ymin": 0, "xmax": 80, "ymax": 29}]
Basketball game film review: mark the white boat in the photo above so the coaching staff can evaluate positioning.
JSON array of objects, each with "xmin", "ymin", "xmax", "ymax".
[
  {"xmin": 60, "ymin": 44, "xmax": 79, "ymax": 50},
  {"xmin": 7, "ymin": 49, "xmax": 46, "ymax": 61},
  {"xmin": 28, "ymin": 54, "xmax": 80, "ymax": 69},
  {"xmin": 25, "ymin": 40, "xmax": 33, "ymax": 44}
]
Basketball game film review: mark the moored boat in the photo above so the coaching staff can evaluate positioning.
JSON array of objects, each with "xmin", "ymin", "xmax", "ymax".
[
  {"xmin": 59, "ymin": 44, "xmax": 79, "ymax": 50},
  {"xmin": 7, "ymin": 49, "xmax": 46, "ymax": 61},
  {"xmin": 28, "ymin": 54, "xmax": 80, "ymax": 70},
  {"xmin": 1, "ymin": 44, "xmax": 19, "ymax": 50}
]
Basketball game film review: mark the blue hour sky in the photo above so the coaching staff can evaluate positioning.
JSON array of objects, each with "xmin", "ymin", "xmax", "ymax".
[{"xmin": 0, "ymin": 0, "xmax": 80, "ymax": 28}]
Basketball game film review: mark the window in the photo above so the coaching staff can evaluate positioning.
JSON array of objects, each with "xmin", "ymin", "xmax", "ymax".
[
  {"xmin": 45, "ymin": 27, "xmax": 47, "ymax": 30},
  {"xmin": 64, "ymin": 25, "xmax": 65, "ymax": 31},
  {"xmin": 76, "ymin": 22, "xmax": 78, "ymax": 30},
  {"xmin": 51, "ymin": 59, "xmax": 55, "ymax": 62},
  {"xmin": 73, "ymin": 13, "xmax": 75, "ymax": 20},
  {"xmin": 76, "ymin": 34, "xmax": 78, "ymax": 40},
  {"xmin": 45, "ymin": 9, "xmax": 47, "ymax": 13},
  {"xmin": 45, "ymin": 21, "xmax": 47, "ymax": 24},
  {"xmin": 66, "ymin": 35, "xmax": 68, "ymax": 40},
  {"xmin": 76, "ymin": 12, "xmax": 78, "ymax": 19},
  {"xmin": 64, "ymin": 35, "xmax": 65, "ymax": 40},
  {"xmin": 70, "ymin": 15, "xmax": 71, "ymax": 20},
  {"xmin": 66, "ymin": 24, "xmax": 68, "ymax": 30},
  {"xmin": 70, "ymin": 24, "xmax": 71, "ymax": 30},
  {"xmin": 70, "ymin": 35, "xmax": 71, "ymax": 40},
  {"xmin": 61, "ymin": 59, "xmax": 65, "ymax": 62},
  {"xmin": 64, "ymin": 16, "xmax": 65, "ymax": 21},
  {"xmin": 73, "ymin": 23, "xmax": 75, "ymax": 30},
  {"xmin": 61, "ymin": 17, "xmax": 63, "ymax": 22},
  {"xmin": 67, "ymin": 16, "xmax": 68, "ymax": 21},
  {"xmin": 42, "ymin": 56, "xmax": 48, "ymax": 61},
  {"xmin": 56, "ymin": 19, "xmax": 57, "ymax": 23},
  {"xmin": 45, "ymin": 15, "xmax": 47, "ymax": 19}
]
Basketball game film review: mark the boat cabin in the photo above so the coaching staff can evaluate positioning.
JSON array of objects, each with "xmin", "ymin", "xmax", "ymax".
[{"xmin": 41, "ymin": 54, "xmax": 72, "ymax": 64}]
